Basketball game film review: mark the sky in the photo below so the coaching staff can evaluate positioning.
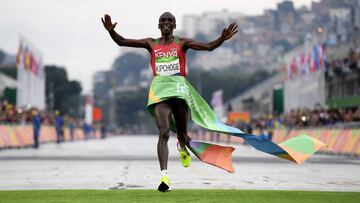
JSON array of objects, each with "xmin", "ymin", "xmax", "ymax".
[{"xmin": 0, "ymin": 0, "xmax": 316, "ymax": 93}]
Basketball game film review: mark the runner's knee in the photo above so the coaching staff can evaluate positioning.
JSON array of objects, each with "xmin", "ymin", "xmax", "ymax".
[{"xmin": 159, "ymin": 127, "xmax": 170, "ymax": 141}]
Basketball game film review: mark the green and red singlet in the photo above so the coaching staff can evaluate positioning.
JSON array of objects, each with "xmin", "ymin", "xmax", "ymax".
[{"xmin": 150, "ymin": 36, "xmax": 186, "ymax": 77}]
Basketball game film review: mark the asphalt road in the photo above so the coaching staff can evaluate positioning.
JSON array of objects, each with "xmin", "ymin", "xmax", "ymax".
[{"xmin": 0, "ymin": 135, "xmax": 359, "ymax": 191}]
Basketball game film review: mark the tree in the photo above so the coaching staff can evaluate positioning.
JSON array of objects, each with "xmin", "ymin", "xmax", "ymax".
[
  {"xmin": 0, "ymin": 49, "xmax": 17, "ymax": 79},
  {"xmin": 0, "ymin": 66, "xmax": 17, "ymax": 79},
  {"xmin": 45, "ymin": 65, "xmax": 82, "ymax": 116},
  {"xmin": 0, "ymin": 49, "xmax": 5, "ymax": 64},
  {"xmin": 112, "ymin": 52, "xmax": 149, "ymax": 86},
  {"xmin": 115, "ymin": 88, "xmax": 157, "ymax": 133}
]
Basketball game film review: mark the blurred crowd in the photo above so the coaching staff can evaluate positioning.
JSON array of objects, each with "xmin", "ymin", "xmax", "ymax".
[
  {"xmin": 0, "ymin": 100, "xmax": 109, "ymax": 148},
  {"xmin": 218, "ymin": 105, "xmax": 360, "ymax": 142},
  {"xmin": 0, "ymin": 99, "xmax": 106, "ymax": 136},
  {"xmin": 280, "ymin": 106, "xmax": 360, "ymax": 128},
  {"xmin": 0, "ymin": 100, "xmax": 70, "ymax": 125},
  {"xmin": 238, "ymin": 105, "xmax": 360, "ymax": 131}
]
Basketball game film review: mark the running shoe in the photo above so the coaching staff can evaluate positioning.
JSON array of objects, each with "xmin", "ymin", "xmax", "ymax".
[
  {"xmin": 177, "ymin": 142, "xmax": 191, "ymax": 168},
  {"xmin": 158, "ymin": 175, "xmax": 171, "ymax": 192}
]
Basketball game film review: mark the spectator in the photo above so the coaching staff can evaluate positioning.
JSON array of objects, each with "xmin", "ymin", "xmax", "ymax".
[
  {"xmin": 353, "ymin": 107, "xmax": 360, "ymax": 122},
  {"xmin": 101, "ymin": 123, "xmax": 107, "ymax": 139},
  {"xmin": 55, "ymin": 110, "xmax": 64, "ymax": 144},
  {"xmin": 32, "ymin": 110, "xmax": 41, "ymax": 149},
  {"xmin": 264, "ymin": 114, "xmax": 274, "ymax": 141},
  {"xmin": 258, "ymin": 125, "xmax": 270, "ymax": 140},
  {"xmin": 82, "ymin": 122, "xmax": 91, "ymax": 140},
  {"xmin": 68, "ymin": 117, "xmax": 76, "ymax": 141}
]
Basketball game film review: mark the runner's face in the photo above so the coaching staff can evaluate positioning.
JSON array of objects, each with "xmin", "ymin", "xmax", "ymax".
[{"xmin": 159, "ymin": 14, "xmax": 176, "ymax": 35}]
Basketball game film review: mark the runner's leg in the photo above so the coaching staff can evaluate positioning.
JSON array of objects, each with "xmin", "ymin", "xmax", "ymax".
[
  {"xmin": 172, "ymin": 99, "xmax": 191, "ymax": 148},
  {"xmin": 154, "ymin": 102, "xmax": 173, "ymax": 170}
]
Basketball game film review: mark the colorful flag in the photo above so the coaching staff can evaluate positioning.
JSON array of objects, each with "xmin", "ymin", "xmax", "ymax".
[
  {"xmin": 16, "ymin": 43, "xmax": 22, "ymax": 67},
  {"xmin": 286, "ymin": 40, "xmax": 328, "ymax": 76},
  {"xmin": 310, "ymin": 51, "xmax": 316, "ymax": 73},
  {"xmin": 189, "ymin": 141, "xmax": 235, "ymax": 173},
  {"xmin": 147, "ymin": 76, "xmax": 330, "ymax": 172},
  {"xmin": 317, "ymin": 45, "xmax": 327, "ymax": 69},
  {"xmin": 24, "ymin": 47, "xmax": 31, "ymax": 70},
  {"xmin": 290, "ymin": 58, "xmax": 297, "ymax": 78},
  {"xmin": 30, "ymin": 52, "xmax": 38, "ymax": 75},
  {"xmin": 313, "ymin": 46, "xmax": 320, "ymax": 71},
  {"xmin": 16, "ymin": 36, "xmax": 45, "ymax": 110},
  {"xmin": 300, "ymin": 53, "xmax": 307, "ymax": 75}
]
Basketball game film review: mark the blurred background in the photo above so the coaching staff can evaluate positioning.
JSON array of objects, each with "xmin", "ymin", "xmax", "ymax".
[
  {"xmin": 0, "ymin": 0, "xmax": 360, "ymax": 154},
  {"xmin": 1, "ymin": 0, "xmax": 360, "ymax": 191}
]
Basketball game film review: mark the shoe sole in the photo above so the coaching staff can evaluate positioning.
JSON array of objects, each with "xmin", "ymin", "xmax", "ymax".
[
  {"xmin": 181, "ymin": 161, "xmax": 190, "ymax": 167},
  {"xmin": 158, "ymin": 182, "xmax": 171, "ymax": 192}
]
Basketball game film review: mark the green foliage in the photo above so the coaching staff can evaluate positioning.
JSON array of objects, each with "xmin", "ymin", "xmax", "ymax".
[
  {"xmin": 0, "ymin": 189, "xmax": 358, "ymax": 203},
  {"xmin": 112, "ymin": 52, "xmax": 150, "ymax": 86},
  {"xmin": 0, "ymin": 66, "xmax": 17, "ymax": 79},
  {"xmin": 45, "ymin": 65, "xmax": 82, "ymax": 116},
  {"xmin": 0, "ymin": 49, "xmax": 16, "ymax": 78},
  {"xmin": 115, "ymin": 88, "xmax": 156, "ymax": 132},
  {"xmin": 0, "ymin": 49, "xmax": 5, "ymax": 64}
]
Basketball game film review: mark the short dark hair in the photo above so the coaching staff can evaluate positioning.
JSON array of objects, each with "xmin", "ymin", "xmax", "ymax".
[{"xmin": 159, "ymin": 12, "xmax": 176, "ymax": 23}]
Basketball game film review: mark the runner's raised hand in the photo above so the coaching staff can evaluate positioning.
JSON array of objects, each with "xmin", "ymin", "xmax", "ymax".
[
  {"xmin": 101, "ymin": 14, "xmax": 117, "ymax": 31},
  {"xmin": 221, "ymin": 22, "xmax": 238, "ymax": 40}
]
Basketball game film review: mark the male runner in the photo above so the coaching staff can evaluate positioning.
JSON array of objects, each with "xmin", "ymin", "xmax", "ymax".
[{"xmin": 102, "ymin": 12, "xmax": 237, "ymax": 192}]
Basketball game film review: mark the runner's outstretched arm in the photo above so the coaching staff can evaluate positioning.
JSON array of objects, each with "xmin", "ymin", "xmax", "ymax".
[
  {"xmin": 182, "ymin": 22, "xmax": 238, "ymax": 52},
  {"xmin": 101, "ymin": 14, "xmax": 152, "ymax": 50}
]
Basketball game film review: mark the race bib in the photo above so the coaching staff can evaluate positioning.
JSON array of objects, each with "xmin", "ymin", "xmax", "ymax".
[{"xmin": 155, "ymin": 58, "xmax": 180, "ymax": 76}]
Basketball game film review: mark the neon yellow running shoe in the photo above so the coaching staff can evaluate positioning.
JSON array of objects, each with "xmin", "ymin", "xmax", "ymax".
[
  {"xmin": 177, "ymin": 142, "xmax": 191, "ymax": 168},
  {"xmin": 158, "ymin": 175, "xmax": 171, "ymax": 192}
]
